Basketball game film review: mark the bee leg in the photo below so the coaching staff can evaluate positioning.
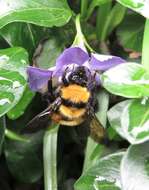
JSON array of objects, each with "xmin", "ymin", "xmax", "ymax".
[
  {"xmin": 86, "ymin": 94, "xmax": 96, "ymax": 115},
  {"xmin": 62, "ymin": 66, "xmax": 70, "ymax": 85},
  {"xmin": 48, "ymin": 78, "xmax": 53, "ymax": 92},
  {"xmin": 42, "ymin": 79, "xmax": 55, "ymax": 104},
  {"xmin": 86, "ymin": 101, "xmax": 95, "ymax": 116},
  {"xmin": 62, "ymin": 75, "xmax": 69, "ymax": 86},
  {"xmin": 87, "ymin": 72, "xmax": 97, "ymax": 91},
  {"xmin": 85, "ymin": 96, "xmax": 106, "ymax": 143}
]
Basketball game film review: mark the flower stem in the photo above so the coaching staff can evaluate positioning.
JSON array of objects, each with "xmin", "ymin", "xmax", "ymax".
[
  {"xmin": 73, "ymin": 14, "xmax": 85, "ymax": 48},
  {"xmin": 0, "ymin": 117, "xmax": 6, "ymax": 154},
  {"xmin": 73, "ymin": 14, "xmax": 94, "ymax": 52},
  {"xmin": 43, "ymin": 124, "xmax": 59, "ymax": 190},
  {"xmin": 142, "ymin": 19, "xmax": 149, "ymax": 72}
]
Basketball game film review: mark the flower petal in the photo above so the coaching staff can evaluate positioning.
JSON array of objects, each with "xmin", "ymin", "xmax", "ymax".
[
  {"xmin": 56, "ymin": 47, "xmax": 89, "ymax": 68},
  {"xmin": 27, "ymin": 66, "xmax": 52, "ymax": 91},
  {"xmin": 90, "ymin": 53, "xmax": 126, "ymax": 71}
]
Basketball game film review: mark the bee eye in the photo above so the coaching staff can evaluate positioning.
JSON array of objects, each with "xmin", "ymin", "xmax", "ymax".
[{"xmin": 72, "ymin": 75, "xmax": 77, "ymax": 80}]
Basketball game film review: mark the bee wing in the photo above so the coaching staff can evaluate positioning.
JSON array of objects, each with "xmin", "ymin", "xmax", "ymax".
[
  {"xmin": 25, "ymin": 98, "xmax": 61, "ymax": 133},
  {"xmin": 27, "ymin": 106, "xmax": 52, "ymax": 125},
  {"xmin": 90, "ymin": 114, "xmax": 105, "ymax": 143}
]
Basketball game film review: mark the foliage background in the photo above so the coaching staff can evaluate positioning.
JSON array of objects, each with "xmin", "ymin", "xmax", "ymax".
[{"xmin": 0, "ymin": 0, "xmax": 148, "ymax": 190}]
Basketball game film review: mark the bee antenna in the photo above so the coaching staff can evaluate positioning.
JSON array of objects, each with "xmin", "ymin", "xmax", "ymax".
[{"xmin": 39, "ymin": 111, "xmax": 51, "ymax": 117}]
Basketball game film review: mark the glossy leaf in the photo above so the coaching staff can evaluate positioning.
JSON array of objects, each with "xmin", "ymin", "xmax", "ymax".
[
  {"xmin": 99, "ymin": 3, "xmax": 126, "ymax": 41},
  {"xmin": 33, "ymin": 38, "xmax": 64, "ymax": 69},
  {"xmin": 142, "ymin": 18, "xmax": 149, "ymax": 72},
  {"xmin": 117, "ymin": 13, "xmax": 145, "ymax": 52},
  {"xmin": 86, "ymin": 0, "xmax": 111, "ymax": 20},
  {"xmin": 121, "ymin": 141, "xmax": 149, "ymax": 190},
  {"xmin": 116, "ymin": 0, "xmax": 149, "ymax": 18},
  {"xmin": 96, "ymin": 89, "xmax": 109, "ymax": 127},
  {"xmin": 101, "ymin": 62, "xmax": 149, "ymax": 98},
  {"xmin": 75, "ymin": 152, "xmax": 124, "ymax": 190},
  {"xmin": 0, "ymin": 23, "xmax": 47, "ymax": 57},
  {"xmin": 108, "ymin": 99, "xmax": 149, "ymax": 144},
  {"xmin": 96, "ymin": 1, "xmax": 112, "ymax": 41},
  {"xmin": 83, "ymin": 138, "xmax": 104, "ymax": 173},
  {"xmin": 7, "ymin": 86, "xmax": 34, "ymax": 120},
  {"xmin": 0, "ymin": 47, "xmax": 28, "ymax": 117},
  {"xmin": 5, "ymin": 131, "xmax": 44, "ymax": 183},
  {"xmin": 0, "ymin": 0, "xmax": 72, "ymax": 29}
]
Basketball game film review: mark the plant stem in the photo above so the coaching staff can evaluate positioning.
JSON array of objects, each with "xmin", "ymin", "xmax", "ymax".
[
  {"xmin": 142, "ymin": 19, "xmax": 149, "ymax": 72},
  {"xmin": 73, "ymin": 14, "xmax": 85, "ymax": 48},
  {"xmin": 5, "ymin": 129, "xmax": 29, "ymax": 142},
  {"xmin": 43, "ymin": 124, "xmax": 59, "ymax": 190},
  {"xmin": 0, "ymin": 117, "xmax": 6, "ymax": 154},
  {"xmin": 73, "ymin": 14, "xmax": 94, "ymax": 52},
  {"xmin": 81, "ymin": 0, "xmax": 88, "ymax": 19}
]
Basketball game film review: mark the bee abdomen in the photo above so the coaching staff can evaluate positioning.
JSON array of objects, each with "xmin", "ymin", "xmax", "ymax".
[
  {"xmin": 61, "ymin": 98, "xmax": 87, "ymax": 108},
  {"xmin": 60, "ymin": 84, "xmax": 90, "ymax": 104},
  {"xmin": 59, "ymin": 104, "xmax": 86, "ymax": 119},
  {"xmin": 51, "ymin": 111, "xmax": 85, "ymax": 126}
]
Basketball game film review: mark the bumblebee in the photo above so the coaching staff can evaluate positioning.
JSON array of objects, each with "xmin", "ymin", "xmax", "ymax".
[{"xmin": 28, "ymin": 66, "xmax": 104, "ymax": 141}]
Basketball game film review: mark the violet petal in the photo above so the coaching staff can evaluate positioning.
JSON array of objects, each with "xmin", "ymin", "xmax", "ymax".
[
  {"xmin": 27, "ymin": 66, "xmax": 52, "ymax": 91},
  {"xmin": 56, "ymin": 47, "xmax": 89, "ymax": 69},
  {"xmin": 90, "ymin": 53, "xmax": 126, "ymax": 71}
]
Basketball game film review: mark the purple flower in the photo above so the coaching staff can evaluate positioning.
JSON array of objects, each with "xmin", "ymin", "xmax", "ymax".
[{"xmin": 27, "ymin": 46, "xmax": 125, "ymax": 91}]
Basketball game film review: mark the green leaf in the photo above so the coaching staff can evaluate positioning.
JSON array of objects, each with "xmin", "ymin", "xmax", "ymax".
[
  {"xmin": 7, "ymin": 86, "xmax": 34, "ymax": 119},
  {"xmin": 81, "ymin": 0, "xmax": 88, "ymax": 19},
  {"xmin": 117, "ymin": 12, "xmax": 145, "ymax": 52},
  {"xmin": 83, "ymin": 138, "xmax": 104, "ymax": 173},
  {"xmin": 101, "ymin": 62, "xmax": 149, "ymax": 98},
  {"xmin": 116, "ymin": 0, "xmax": 149, "ymax": 18},
  {"xmin": 121, "ymin": 141, "xmax": 149, "ymax": 190},
  {"xmin": 87, "ymin": 0, "xmax": 111, "ymax": 20},
  {"xmin": 96, "ymin": 89, "xmax": 109, "ymax": 127},
  {"xmin": 0, "ymin": 47, "xmax": 28, "ymax": 117},
  {"xmin": 107, "ymin": 127, "xmax": 121, "ymax": 141},
  {"xmin": 108, "ymin": 99, "xmax": 149, "ymax": 144},
  {"xmin": 0, "ymin": 23, "xmax": 48, "ymax": 57},
  {"xmin": 142, "ymin": 18, "xmax": 149, "ymax": 72},
  {"xmin": 33, "ymin": 37, "xmax": 64, "ymax": 69},
  {"xmin": 96, "ymin": 1, "xmax": 112, "ymax": 41},
  {"xmin": 99, "ymin": 2, "xmax": 126, "ymax": 41},
  {"xmin": 5, "ymin": 131, "xmax": 44, "ymax": 183},
  {"xmin": 106, "ymin": 3, "xmax": 126, "ymax": 36},
  {"xmin": 75, "ymin": 152, "xmax": 124, "ymax": 190},
  {"xmin": 0, "ymin": 0, "xmax": 72, "ymax": 29}
]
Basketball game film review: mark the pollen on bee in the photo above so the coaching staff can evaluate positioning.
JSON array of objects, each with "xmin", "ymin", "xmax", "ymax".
[
  {"xmin": 61, "ymin": 84, "xmax": 90, "ymax": 103},
  {"xmin": 51, "ymin": 113, "xmax": 62, "ymax": 123}
]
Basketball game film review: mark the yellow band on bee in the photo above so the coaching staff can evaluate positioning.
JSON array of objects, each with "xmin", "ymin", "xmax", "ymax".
[
  {"xmin": 61, "ymin": 84, "xmax": 90, "ymax": 103},
  {"xmin": 59, "ymin": 104, "xmax": 86, "ymax": 119}
]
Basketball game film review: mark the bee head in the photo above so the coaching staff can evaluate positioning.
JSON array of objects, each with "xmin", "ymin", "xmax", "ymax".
[{"xmin": 68, "ymin": 66, "xmax": 89, "ymax": 86}]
